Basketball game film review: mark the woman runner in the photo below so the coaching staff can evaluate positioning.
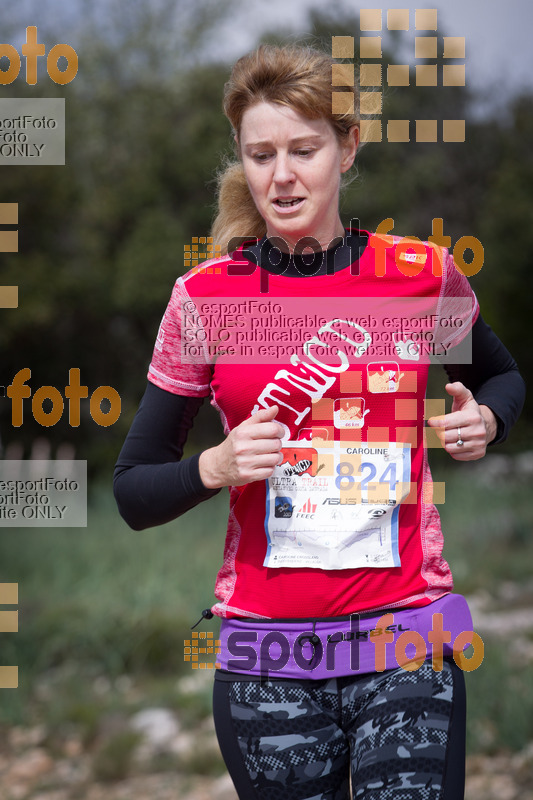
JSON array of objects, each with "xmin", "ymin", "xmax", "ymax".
[{"xmin": 114, "ymin": 43, "xmax": 525, "ymax": 799}]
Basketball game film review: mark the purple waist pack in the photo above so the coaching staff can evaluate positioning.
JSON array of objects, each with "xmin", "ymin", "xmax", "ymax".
[{"xmin": 217, "ymin": 594, "xmax": 475, "ymax": 678}]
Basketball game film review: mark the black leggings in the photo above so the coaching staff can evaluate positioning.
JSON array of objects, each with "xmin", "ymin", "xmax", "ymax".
[{"xmin": 213, "ymin": 658, "xmax": 466, "ymax": 799}]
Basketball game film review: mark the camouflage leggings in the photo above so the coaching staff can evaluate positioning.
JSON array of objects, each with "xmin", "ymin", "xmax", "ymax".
[{"xmin": 213, "ymin": 658, "xmax": 466, "ymax": 799}]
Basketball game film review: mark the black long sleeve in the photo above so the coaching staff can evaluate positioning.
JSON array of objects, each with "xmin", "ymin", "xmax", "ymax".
[
  {"xmin": 443, "ymin": 314, "xmax": 526, "ymax": 445},
  {"xmin": 114, "ymin": 315, "xmax": 525, "ymax": 531},
  {"xmin": 113, "ymin": 383, "xmax": 221, "ymax": 530}
]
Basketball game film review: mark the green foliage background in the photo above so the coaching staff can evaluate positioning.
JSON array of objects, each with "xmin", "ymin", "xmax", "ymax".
[
  {"xmin": 0, "ymin": 2, "xmax": 531, "ymax": 471},
  {"xmin": 0, "ymin": 2, "xmax": 532, "ymax": 781}
]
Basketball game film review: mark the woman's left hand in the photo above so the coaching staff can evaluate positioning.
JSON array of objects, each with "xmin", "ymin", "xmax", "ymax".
[{"xmin": 426, "ymin": 382, "xmax": 498, "ymax": 461}]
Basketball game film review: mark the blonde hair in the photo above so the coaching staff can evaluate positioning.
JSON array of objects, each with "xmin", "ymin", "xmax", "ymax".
[{"xmin": 211, "ymin": 43, "xmax": 360, "ymax": 254}]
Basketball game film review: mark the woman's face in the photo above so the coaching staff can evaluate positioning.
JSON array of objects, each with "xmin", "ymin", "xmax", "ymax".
[{"xmin": 237, "ymin": 101, "xmax": 357, "ymax": 252}]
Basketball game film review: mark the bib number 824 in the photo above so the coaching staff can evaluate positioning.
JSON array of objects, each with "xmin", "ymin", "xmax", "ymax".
[{"xmin": 335, "ymin": 461, "xmax": 398, "ymax": 491}]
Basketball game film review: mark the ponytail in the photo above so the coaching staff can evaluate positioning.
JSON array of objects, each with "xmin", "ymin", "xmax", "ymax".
[{"xmin": 211, "ymin": 162, "xmax": 266, "ymax": 255}]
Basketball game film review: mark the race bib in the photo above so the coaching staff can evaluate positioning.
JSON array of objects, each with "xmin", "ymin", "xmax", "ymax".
[{"xmin": 264, "ymin": 440, "xmax": 411, "ymax": 569}]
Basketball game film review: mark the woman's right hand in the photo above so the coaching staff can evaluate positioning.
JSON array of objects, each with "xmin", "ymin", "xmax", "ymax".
[{"xmin": 198, "ymin": 405, "xmax": 285, "ymax": 489}]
